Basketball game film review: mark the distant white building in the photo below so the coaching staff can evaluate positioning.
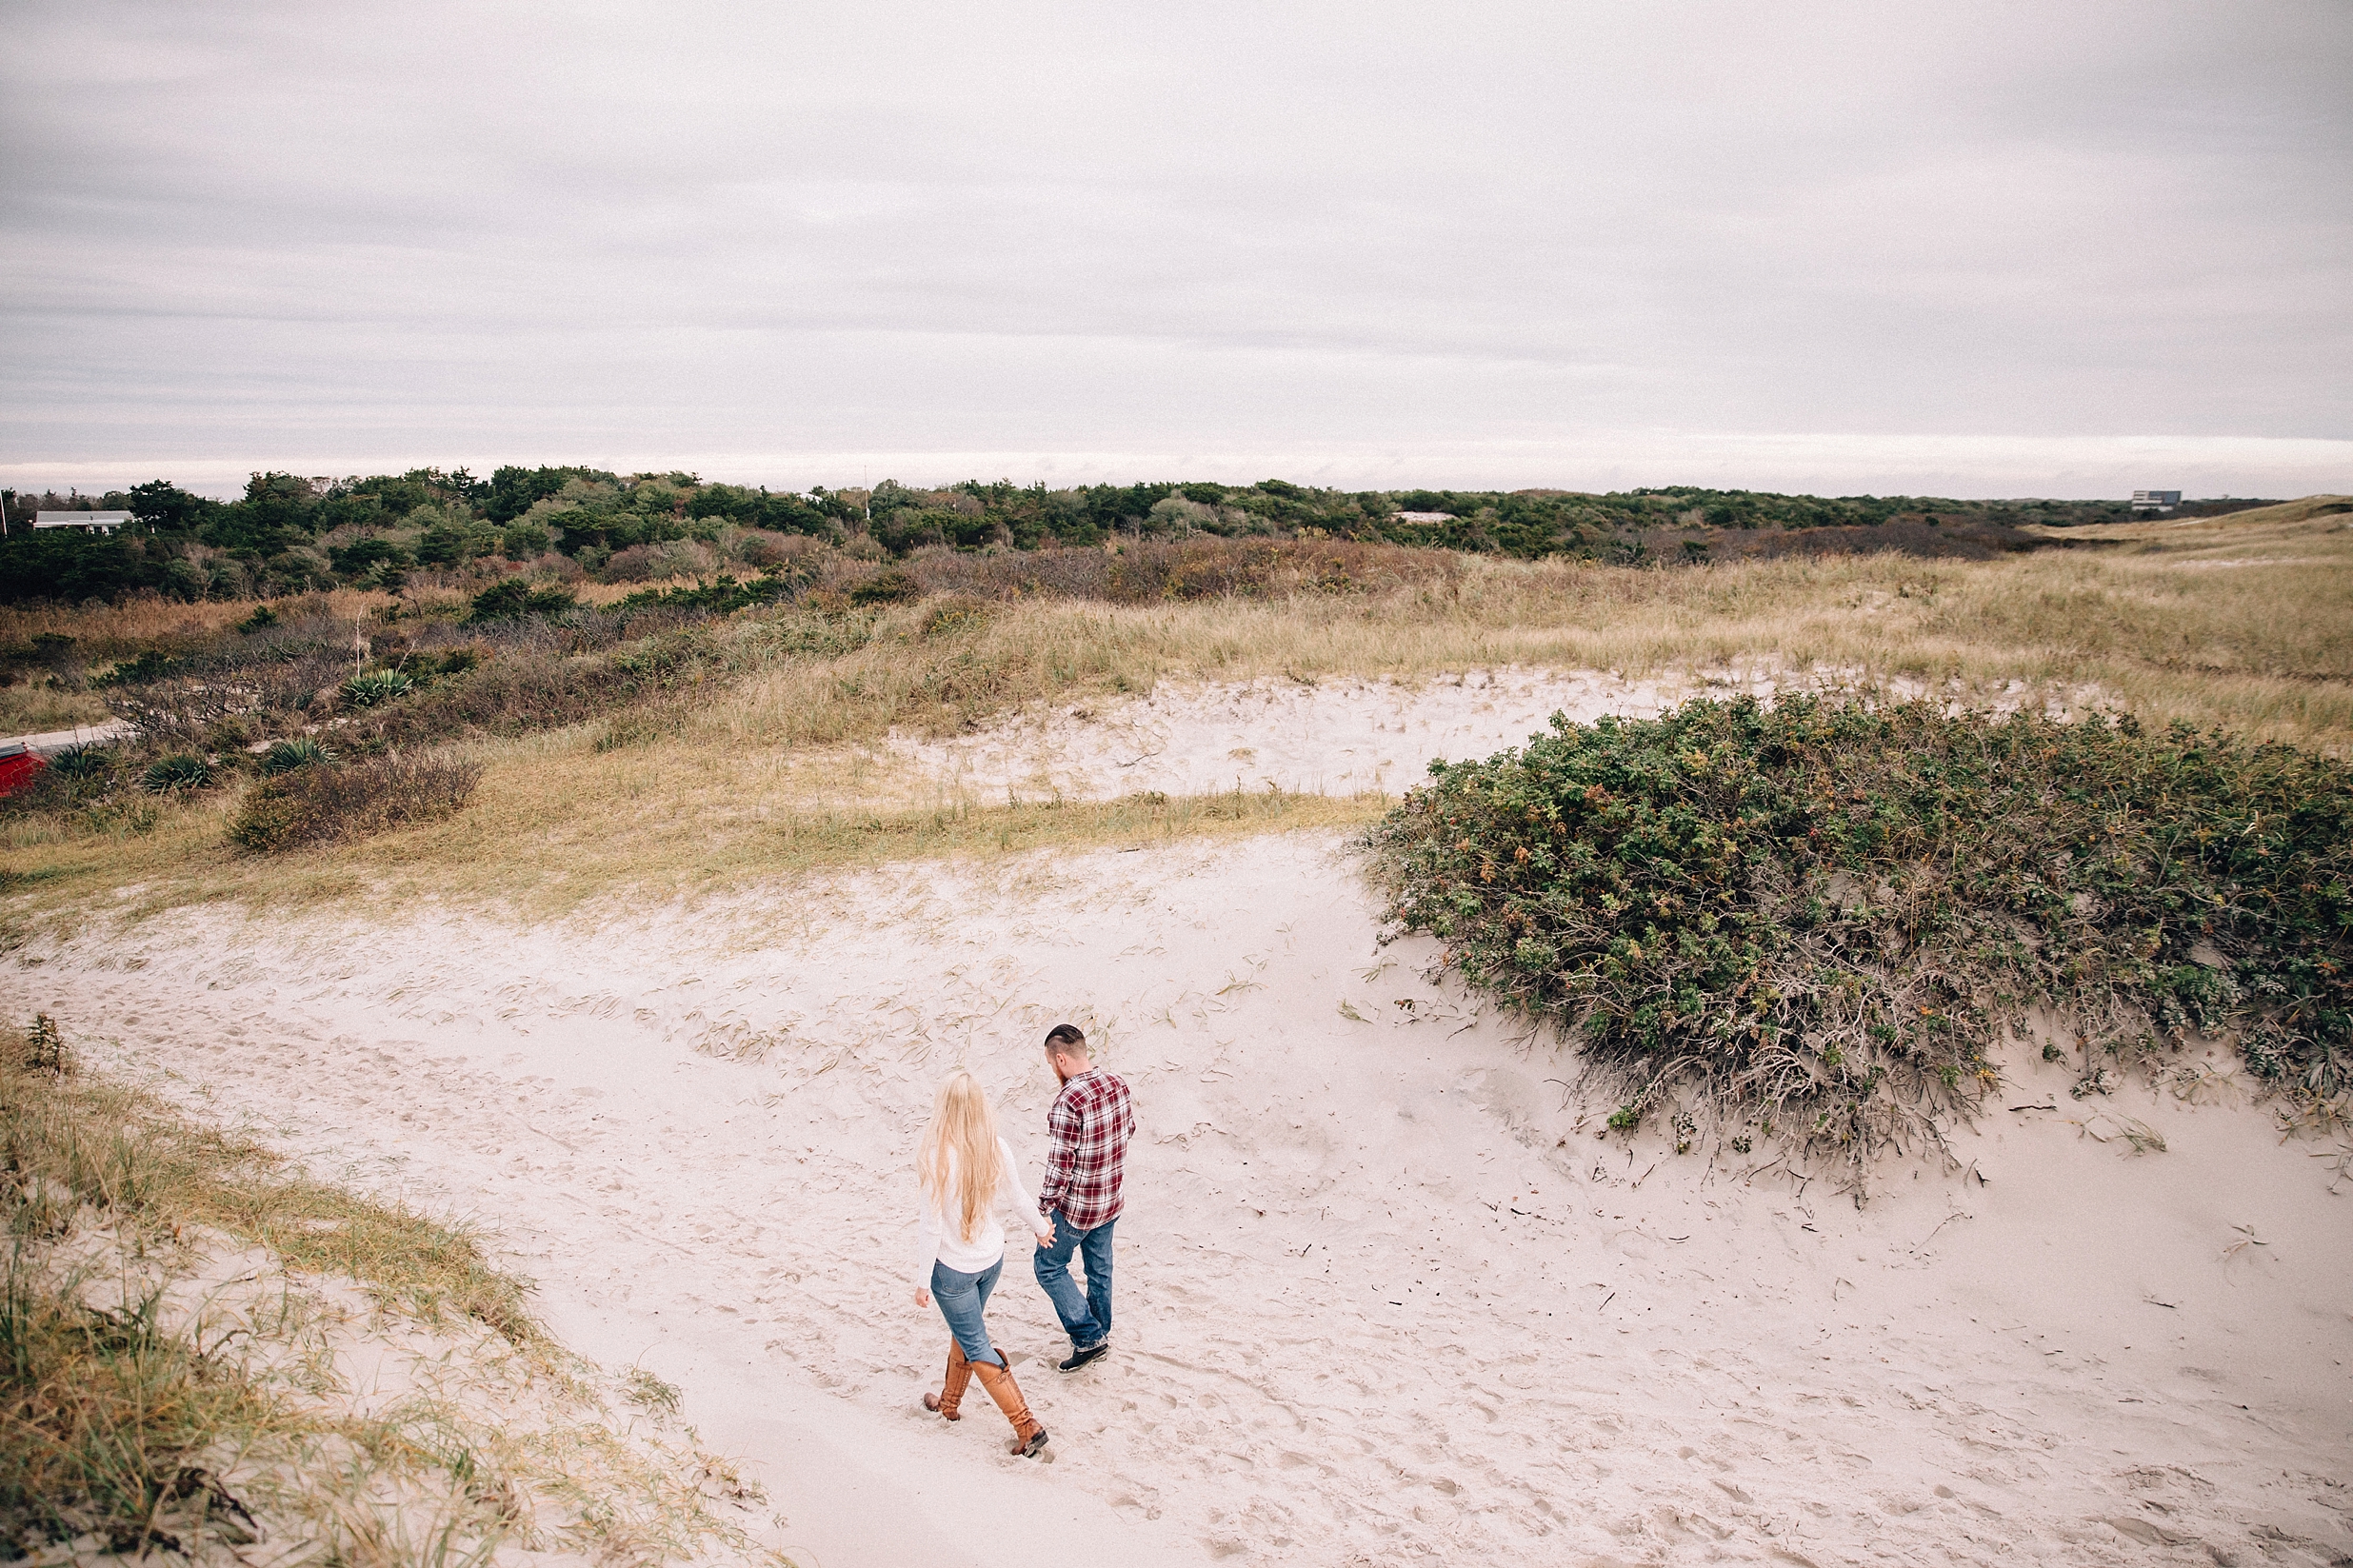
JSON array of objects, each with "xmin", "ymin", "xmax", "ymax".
[
  {"xmin": 1394, "ymin": 510, "xmax": 1456, "ymax": 524},
  {"xmin": 2130, "ymin": 490, "xmax": 2182, "ymax": 513},
  {"xmin": 34, "ymin": 510, "xmax": 130, "ymax": 532}
]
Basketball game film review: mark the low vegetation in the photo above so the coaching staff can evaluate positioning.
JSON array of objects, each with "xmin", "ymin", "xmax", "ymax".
[
  {"xmin": 0, "ymin": 499, "xmax": 2343, "ymax": 923},
  {"xmin": 0, "ymin": 1016, "xmax": 779, "ymax": 1565},
  {"xmin": 228, "ymin": 755, "xmax": 483, "ymax": 852},
  {"xmin": 1364, "ymin": 696, "xmax": 2352, "ymax": 1187}
]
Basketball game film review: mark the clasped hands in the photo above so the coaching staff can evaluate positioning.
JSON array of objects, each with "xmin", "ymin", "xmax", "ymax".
[{"xmin": 911, "ymin": 1229, "xmax": 1056, "ymax": 1309}]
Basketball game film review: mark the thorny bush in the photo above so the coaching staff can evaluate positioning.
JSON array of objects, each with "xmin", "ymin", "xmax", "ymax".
[{"xmin": 1362, "ymin": 696, "xmax": 2352, "ymax": 1190}]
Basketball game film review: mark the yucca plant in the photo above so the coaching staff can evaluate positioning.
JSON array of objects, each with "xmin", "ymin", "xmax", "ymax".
[
  {"xmin": 44, "ymin": 744, "xmax": 111, "ymax": 782},
  {"xmin": 259, "ymin": 738, "xmax": 331, "ymax": 776},
  {"xmin": 139, "ymin": 754, "xmax": 213, "ymax": 793},
  {"xmin": 341, "ymin": 669, "xmax": 414, "ymax": 708}
]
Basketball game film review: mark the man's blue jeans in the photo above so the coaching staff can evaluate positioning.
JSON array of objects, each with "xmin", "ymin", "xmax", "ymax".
[
  {"xmin": 929, "ymin": 1257, "xmax": 1007, "ymax": 1368},
  {"xmin": 1032, "ymin": 1210, "xmax": 1114, "ymax": 1349}
]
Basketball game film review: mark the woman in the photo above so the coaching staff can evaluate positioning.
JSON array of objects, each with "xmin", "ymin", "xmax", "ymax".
[{"xmin": 913, "ymin": 1069, "xmax": 1056, "ymax": 1457}]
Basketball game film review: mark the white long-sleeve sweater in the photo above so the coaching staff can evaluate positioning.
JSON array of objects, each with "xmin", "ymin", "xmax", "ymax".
[{"xmin": 913, "ymin": 1137, "xmax": 1051, "ymax": 1291}]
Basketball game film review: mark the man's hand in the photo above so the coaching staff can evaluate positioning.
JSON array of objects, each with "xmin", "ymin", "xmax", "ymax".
[{"xmin": 912, "ymin": 1288, "xmax": 930, "ymax": 1309}]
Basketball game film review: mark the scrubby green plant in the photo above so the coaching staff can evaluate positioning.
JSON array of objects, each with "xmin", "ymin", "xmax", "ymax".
[
  {"xmin": 23, "ymin": 1013, "xmax": 67, "ymax": 1075},
  {"xmin": 340, "ymin": 669, "xmax": 413, "ymax": 708},
  {"xmin": 1364, "ymin": 696, "xmax": 2352, "ymax": 1188},
  {"xmin": 847, "ymin": 568, "xmax": 918, "ymax": 605},
  {"xmin": 466, "ymin": 579, "xmax": 575, "ymax": 624},
  {"xmin": 236, "ymin": 605, "xmax": 278, "ymax": 633},
  {"xmin": 613, "ymin": 572, "xmax": 796, "ymax": 619},
  {"xmin": 138, "ymin": 754, "xmax": 212, "ymax": 793},
  {"xmin": 919, "ymin": 595, "xmax": 992, "ymax": 639},
  {"xmin": 229, "ymin": 755, "xmax": 483, "ymax": 852},
  {"xmin": 95, "ymin": 650, "xmax": 179, "ymax": 687},
  {"xmin": 258, "ymin": 737, "xmax": 330, "ymax": 775},
  {"xmin": 43, "ymin": 744, "xmax": 111, "ymax": 782}
]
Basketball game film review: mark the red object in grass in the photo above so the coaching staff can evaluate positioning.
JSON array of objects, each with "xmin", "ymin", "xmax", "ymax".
[{"xmin": 0, "ymin": 744, "xmax": 44, "ymax": 796}]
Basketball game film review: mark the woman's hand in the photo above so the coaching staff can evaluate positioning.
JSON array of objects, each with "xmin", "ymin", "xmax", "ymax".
[
  {"xmin": 1033, "ymin": 1228, "xmax": 1056, "ymax": 1248},
  {"xmin": 913, "ymin": 1288, "xmax": 930, "ymax": 1309}
]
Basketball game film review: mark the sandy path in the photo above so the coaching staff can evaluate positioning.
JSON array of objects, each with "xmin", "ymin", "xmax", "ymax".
[
  {"xmin": 11, "ymin": 833, "xmax": 2349, "ymax": 1568},
  {"xmin": 0, "ymin": 718, "xmax": 132, "ymax": 755}
]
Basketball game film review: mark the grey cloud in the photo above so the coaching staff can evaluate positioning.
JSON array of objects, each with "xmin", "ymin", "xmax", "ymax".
[{"xmin": 2, "ymin": 0, "xmax": 2346, "ymax": 492}]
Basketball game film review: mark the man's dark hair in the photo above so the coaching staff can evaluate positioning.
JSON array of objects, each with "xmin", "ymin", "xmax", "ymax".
[{"xmin": 1044, "ymin": 1023, "xmax": 1088, "ymax": 1054}]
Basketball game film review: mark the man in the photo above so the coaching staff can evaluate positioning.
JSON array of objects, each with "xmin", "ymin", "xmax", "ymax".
[{"xmin": 1032, "ymin": 1022, "xmax": 1134, "ymax": 1373}]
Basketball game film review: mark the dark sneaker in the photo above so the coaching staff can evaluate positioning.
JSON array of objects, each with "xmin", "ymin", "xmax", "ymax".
[{"xmin": 1058, "ymin": 1342, "xmax": 1109, "ymax": 1374}]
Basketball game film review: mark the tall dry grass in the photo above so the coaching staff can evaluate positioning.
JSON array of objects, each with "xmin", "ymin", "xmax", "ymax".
[
  {"xmin": 0, "ymin": 589, "xmax": 398, "ymax": 662},
  {"xmin": 2, "ymin": 506, "xmax": 2346, "ymax": 920},
  {"xmin": 710, "ymin": 511, "xmax": 2353, "ymax": 752}
]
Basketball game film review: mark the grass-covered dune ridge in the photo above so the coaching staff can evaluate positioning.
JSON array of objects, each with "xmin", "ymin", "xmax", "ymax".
[
  {"xmin": 1363, "ymin": 696, "xmax": 2353, "ymax": 1189},
  {"xmin": 0, "ymin": 1021, "xmax": 779, "ymax": 1564}
]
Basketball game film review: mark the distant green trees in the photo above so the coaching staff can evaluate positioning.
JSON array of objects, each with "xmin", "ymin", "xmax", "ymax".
[{"xmin": 0, "ymin": 468, "xmax": 2171, "ymax": 606}]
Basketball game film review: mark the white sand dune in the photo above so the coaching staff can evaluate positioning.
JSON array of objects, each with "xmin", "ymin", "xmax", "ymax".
[
  {"xmin": 877, "ymin": 664, "xmax": 2106, "ymax": 808},
  {"xmin": 11, "ymin": 828, "xmax": 2350, "ymax": 1568},
  {"xmin": 883, "ymin": 667, "xmax": 1762, "ymax": 803}
]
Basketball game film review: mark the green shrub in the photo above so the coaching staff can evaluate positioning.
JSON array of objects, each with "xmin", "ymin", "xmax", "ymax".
[
  {"xmin": 95, "ymin": 650, "xmax": 179, "ymax": 688},
  {"xmin": 139, "ymin": 755, "xmax": 212, "ymax": 793},
  {"xmin": 919, "ymin": 596, "xmax": 992, "ymax": 639},
  {"xmin": 43, "ymin": 745, "xmax": 111, "ymax": 782},
  {"xmin": 340, "ymin": 669, "xmax": 412, "ymax": 708},
  {"xmin": 467, "ymin": 579, "xmax": 576, "ymax": 624},
  {"xmin": 228, "ymin": 756, "xmax": 483, "ymax": 852},
  {"xmin": 23, "ymin": 1014, "xmax": 67, "ymax": 1075},
  {"xmin": 258, "ymin": 738, "xmax": 330, "ymax": 776},
  {"xmin": 848, "ymin": 568, "xmax": 918, "ymax": 606},
  {"xmin": 1363, "ymin": 696, "xmax": 2352, "ymax": 1187},
  {"xmin": 236, "ymin": 605, "xmax": 278, "ymax": 633}
]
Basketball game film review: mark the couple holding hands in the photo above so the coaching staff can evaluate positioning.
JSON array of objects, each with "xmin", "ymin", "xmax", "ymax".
[{"xmin": 911, "ymin": 1024, "xmax": 1133, "ymax": 1458}]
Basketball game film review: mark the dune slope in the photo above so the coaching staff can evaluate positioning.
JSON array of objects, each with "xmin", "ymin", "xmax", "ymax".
[{"xmin": 9, "ymin": 831, "xmax": 2348, "ymax": 1568}]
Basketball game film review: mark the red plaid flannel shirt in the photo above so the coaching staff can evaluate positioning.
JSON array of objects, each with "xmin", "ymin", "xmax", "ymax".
[{"xmin": 1037, "ymin": 1066, "xmax": 1134, "ymax": 1231}]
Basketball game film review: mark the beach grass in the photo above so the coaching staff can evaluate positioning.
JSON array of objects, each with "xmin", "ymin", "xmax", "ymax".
[
  {"xmin": 5, "ymin": 765, "xmax": 1389, "ymax": 924},
  {"xmin": 0, "ymin": 1018, "xmax": 783, "ymax": 1565}
]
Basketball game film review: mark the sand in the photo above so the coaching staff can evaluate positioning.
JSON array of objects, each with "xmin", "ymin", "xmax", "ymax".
[
  {"xmin": 18, "ymin": 1214, "xmax": 764, "ymax": 1568},
  {"xmin": 8, "ymin": 677, "xmax": 2349, "ymax": 1567},
  {"xmin": 881, "ymin": 668, "xmax": 1750, "ymax": 803}
]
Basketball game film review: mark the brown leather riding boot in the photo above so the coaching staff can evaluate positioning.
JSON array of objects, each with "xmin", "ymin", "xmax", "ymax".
[
  {"xmin": 923, "ymin": 1341, "xmax": 971, "ymax": 1419},
  {"xmin": 970, "ymin": 1356, "xmax": 1048, "ymax": 1457}
]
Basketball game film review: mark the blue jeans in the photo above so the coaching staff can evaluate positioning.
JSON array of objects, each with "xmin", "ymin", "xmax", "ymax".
[
  {"xmin": 1032, "ymin": 1211, "xmax": 1115, "ymax": 1349},
  {"xmin": 930, "ymin": 1257, "xmax": 1007, "ymax": 1368}
]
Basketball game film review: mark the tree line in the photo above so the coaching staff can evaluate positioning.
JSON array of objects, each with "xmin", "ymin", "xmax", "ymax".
[{"xmin": 0, "ymin": 466, "xmax": 2206, "ymax": 605}]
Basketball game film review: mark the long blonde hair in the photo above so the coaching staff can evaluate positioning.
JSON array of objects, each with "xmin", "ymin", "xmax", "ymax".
[{"xmin": 918, "ymin": 1071, "xmax": 1006, "ymax": 1244}]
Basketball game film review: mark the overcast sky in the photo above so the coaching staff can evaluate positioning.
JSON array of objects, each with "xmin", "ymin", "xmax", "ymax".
[{"xmin": 3, "ymin": 0, "xmax": 2347, "ymax": 498}]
